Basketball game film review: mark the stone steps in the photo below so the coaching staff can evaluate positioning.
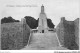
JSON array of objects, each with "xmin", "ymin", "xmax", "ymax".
[
  {"xmin": 21, "ymin": 32, "xmax": 62, "ymax": 50},
  {"xmin": 29, "ymin": 33, "xmax": 59, "ymax": 47}
]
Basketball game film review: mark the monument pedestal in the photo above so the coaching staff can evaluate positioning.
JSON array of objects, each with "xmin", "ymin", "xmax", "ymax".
[{"xmin": 38, "ymin": 28, "xmax": 48, "ymax": 33}]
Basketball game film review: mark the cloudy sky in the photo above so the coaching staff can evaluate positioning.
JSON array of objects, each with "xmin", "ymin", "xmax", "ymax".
[{"xmin": 0, "ymin": 0, "xmax": 79, "ymax": 26}]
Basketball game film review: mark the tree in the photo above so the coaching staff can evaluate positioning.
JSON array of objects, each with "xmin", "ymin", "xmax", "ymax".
[
  {"xmin": 1, "ymin": 16, "xmax": 20, "ymax": 24},
  {"xmin": 24, "ymin": 16, "xmax": 37, "ymax": 29},
  {"xmin": 47, "ymin": 18, "xmax": 55, "ymax": 28},
  {"xmin": 36, "ymin": 18, "xmax": 55, "ymax": 28}
]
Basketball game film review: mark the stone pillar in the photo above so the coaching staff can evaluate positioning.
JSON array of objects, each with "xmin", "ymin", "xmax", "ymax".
[
  {"xmin": 21, "ymin": 18, "xmax": 30, "ymax": 46},
  {"xmin": 59, "ymin": 17, "xmax": 65, "ymax": 46},
  {"xmin": 21, "ymin": 18, "xmax": 26, "ymax": 25},
  {"xmin": 56, "ymin": 17, "xmax": 65, "ymax": 46},
  {"xmin": 79, "ymin": 18, "xmax": 80, "ymax": 50},
  {"xmin": 74, "ymin": 18, "xmax": 79, "ymax": 49},
  {"xmin": 0, "ymin": 20, "xmax": 1, "ymax": 50}
]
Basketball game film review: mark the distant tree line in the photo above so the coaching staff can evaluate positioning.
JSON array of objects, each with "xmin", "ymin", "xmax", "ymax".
[
  {"xmin": 1, "ymin": 16, "xmax": 20, "ymax": 24},
  {"xmin": 24, "ymin": 16, "xmax": 55, "ymax": 29},
  {"xmin": 1, "ymin": 16, "xmax": 55, "ymax": 28}
]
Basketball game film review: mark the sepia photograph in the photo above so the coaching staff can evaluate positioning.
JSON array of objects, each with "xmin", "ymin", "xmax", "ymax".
[{"xmin": 0, "ymin": 0, "xmax": 80, "ymax": 50}]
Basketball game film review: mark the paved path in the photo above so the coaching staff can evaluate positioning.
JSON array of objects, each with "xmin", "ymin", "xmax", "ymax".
[{"xmin": 21, "ymin": 32, "xmax": 68, "ymax": 50}]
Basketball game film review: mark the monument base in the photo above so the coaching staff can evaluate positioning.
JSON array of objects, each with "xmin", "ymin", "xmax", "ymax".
[{"xmin": 38, "ymin": 28, "xmax": 49, "ymax": 33}]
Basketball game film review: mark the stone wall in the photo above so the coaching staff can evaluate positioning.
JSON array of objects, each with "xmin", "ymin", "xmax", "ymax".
[
  {"xmin": 64, "ymin": 20, "xmax": 76, "ymax": 50},
  {"xmin": 0, "ymin": 20, "xmax": 1, "ymax": 50},
  {"xmin": 1, "ymin": 18, "xmax": 30, "ymax": 50},
  {"xmin": 79, "ymin": 18, "xmax": 80, "ymax": 50},
  {"xmin": 74, "ymin": 18, "xmax": 79, "ymax": 47},
  {"xmin": 21, "ymin": 18, "xmax": 30, "ymax": 46},
  {"xmin": 56, "ymin": 17, "xmax": 79, "ymax": 50},
  {"xmin": 56, "ymin": 17, "xmax": 65, "ymax": 46}
]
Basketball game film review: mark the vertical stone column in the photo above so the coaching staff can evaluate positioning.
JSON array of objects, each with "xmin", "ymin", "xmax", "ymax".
[
  {"xmin": 21, "ymin": 18, "xmax": 30, "ymax": 46},
  {"xmin": 60, "ymin": 17, "xmax": 65, "ymax": 46},
  {"xmin": 74, "ymin": 18, "xmax": 79, "ymax": 49},
  {"xmin": 79, "ymin": 18, "xmax": 80, "ymax": 50},
  {"xmin": 56, "ymin": 17, "xmax": 65, "ymax": 47},
  {"xmin": 0, "ymin": 20, "xmax": 1, "ymax": 50}
]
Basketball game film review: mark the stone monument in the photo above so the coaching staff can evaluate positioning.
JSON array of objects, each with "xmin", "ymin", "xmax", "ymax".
[{"xmin": 38, "ymin": 5, "xmax": 48, "ymax": 33}]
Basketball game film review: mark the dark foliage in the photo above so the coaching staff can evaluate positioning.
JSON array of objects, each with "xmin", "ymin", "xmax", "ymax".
[
  {"xmin": 1, "ymin": 16, "xmax": 55, "ymax": 29},
  {"xmin": 47, "ymin": 18, "xmax": 55, "ymax": 28},
  {"xmin": 36, "ymin": 18, "xmax": 55, "ymax": 28},
  {"xmin": 24, "ymin": 16, "xmax": 55, "ymax": 29},
  {"xmin": 1, "ymin": 16, "xmax": 20, "ymax": 24},
  {"xmin": 24, "ymin": 16, "xmax": 37, "ymax": 29}
]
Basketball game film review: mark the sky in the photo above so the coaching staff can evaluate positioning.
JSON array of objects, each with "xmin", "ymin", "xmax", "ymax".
[{"xmin": 0, "ymin": 0, "xmax": 80, "ymax": 27}]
